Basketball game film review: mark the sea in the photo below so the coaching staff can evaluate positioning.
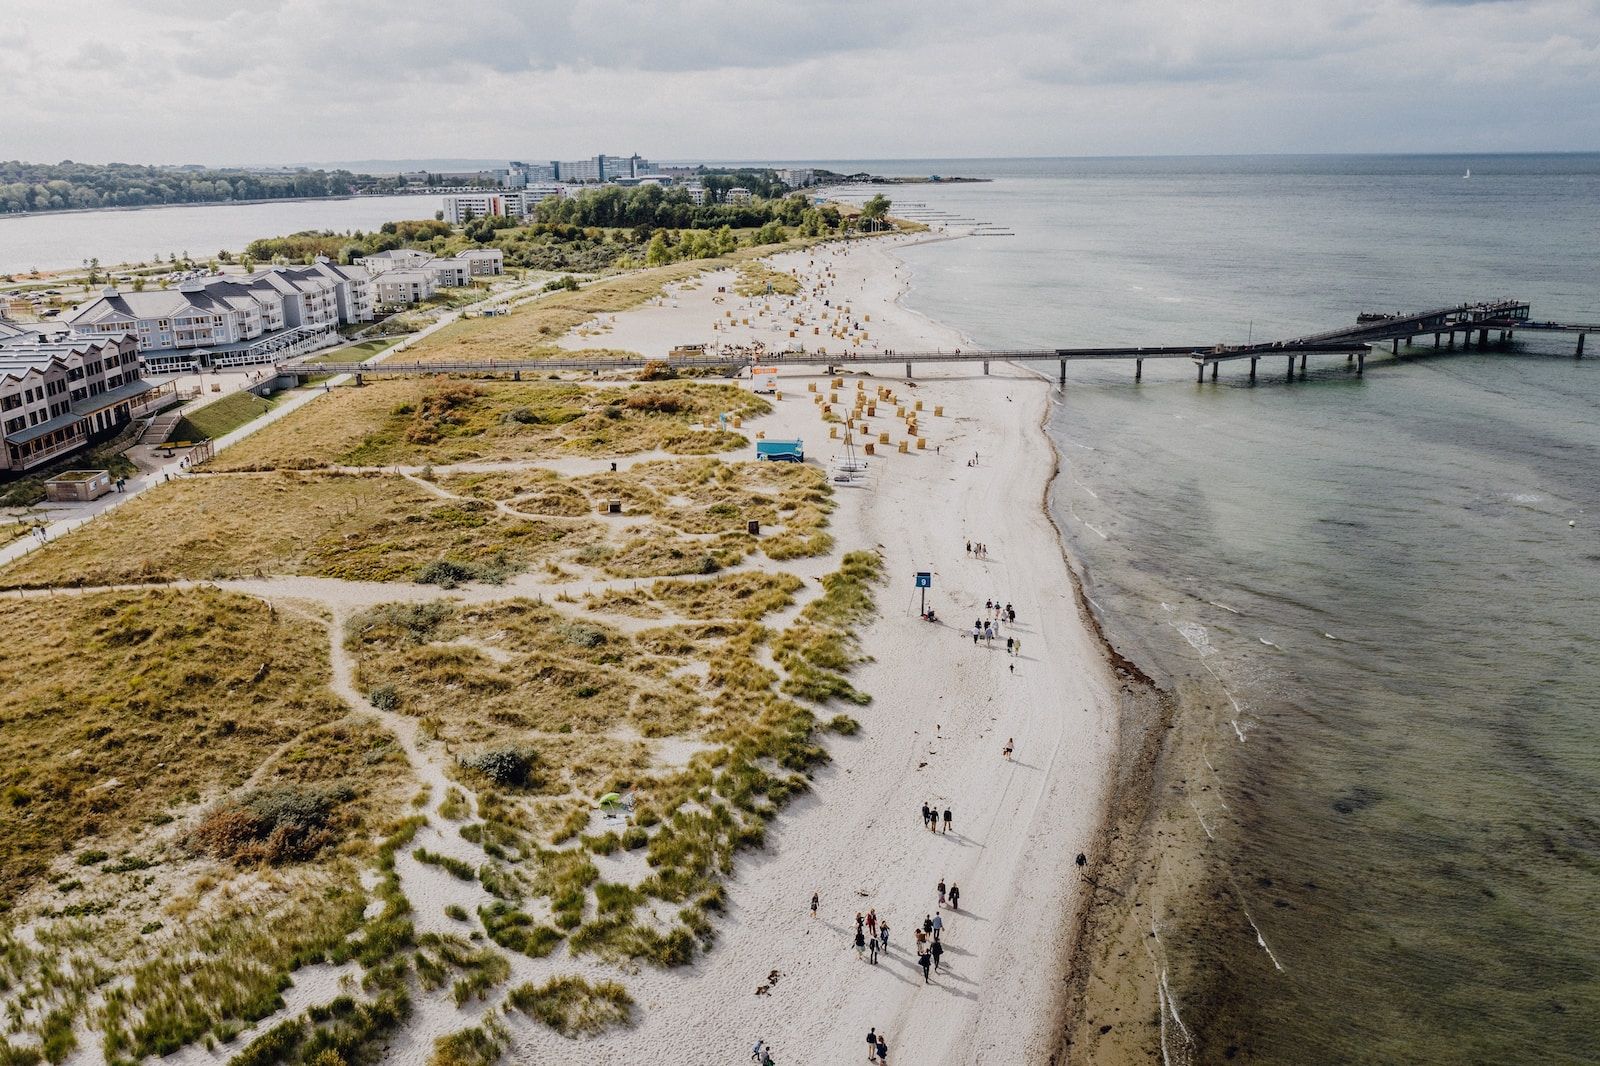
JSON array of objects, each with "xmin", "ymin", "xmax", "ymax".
[{"xmin": 811, "ymin": 155, "xmax": 1600, "ymax": 1064}]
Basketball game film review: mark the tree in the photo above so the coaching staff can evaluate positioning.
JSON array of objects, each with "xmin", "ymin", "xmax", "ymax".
[
  {"xmin": 861, "ymin": 194, "xmax": 891, "ymax": 225},
  {"xmin": 645, "ymin": 232, "xmax": 671, "ymax": 267},
  {"xmin": 435, "ymin": 209, "xmax": 444, "ymax": 221}
]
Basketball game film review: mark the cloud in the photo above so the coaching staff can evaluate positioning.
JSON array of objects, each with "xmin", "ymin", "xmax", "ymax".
[{"xmin": 0, "ymin": 0, "xmax": 1596, "ymax": 162}]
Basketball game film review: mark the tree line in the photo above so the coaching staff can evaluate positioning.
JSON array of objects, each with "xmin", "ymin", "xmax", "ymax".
[{"xmin": 0, "ymin": 160, "xmax": 404, "ymax": 214}]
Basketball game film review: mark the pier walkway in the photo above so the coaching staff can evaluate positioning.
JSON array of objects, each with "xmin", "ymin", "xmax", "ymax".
[{"xmin": 279, "ymin": 299, "xmax": 1595, "ymax": 386}]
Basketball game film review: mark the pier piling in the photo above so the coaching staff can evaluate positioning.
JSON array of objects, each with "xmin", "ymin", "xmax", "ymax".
[
  {"xmin": 1059, "ymin": 358, "xmax": 1065, "ymax": 385},
  {"xmin": 1197, "ymin": 362, "xmax": 1205, "ymax": 384},
  {"xmin": 1286, "ymin": 356, "xmax": 1295, "ymax": 382},
  {"xmin": 1578, "ymin": 334, "xmax": 1586, "ymax": 358},
  {"xmin": 1357, "ymin": 351, "xmax": 1366, "ymax": 375},
  {"xmin": 982, "ymin": 361, "xmax": 990, "ymax": 375},
  {"xmin": 1391, "ymin": 339, "xmax": 1399, "ymax": 354},
  {"xmin": 1135, "ymin": 359, "xmax": 1143, "ymax": 382},
  {"xmin": 906, "ymin": 362, "xmax": 913, "ymax": 379},
  {"xmin": 1211, "ymin": 362, "xmax": 1218, "ymax": 382},
  {"xmin": 1250, "ymin": 357, "xmax": 1258, "ymax": 383}
]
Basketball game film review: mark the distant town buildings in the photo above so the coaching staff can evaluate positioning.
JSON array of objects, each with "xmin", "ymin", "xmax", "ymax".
[
  {"xmin": 727, "ymin": 187, "xmax": 753, "ymax": 205},
  {"xmin": 0, "ymin": 321, "xmax": 163, "ymax": 471},
  {"xmin": 65, "ymin": 259, "xmax": 373, "ymax": 373},
  {"xmin": 777, "ymin": 168, "xmax": 815, "ymax": 188},
  {"xmin": 441, "ymin": 185, "xmax": 565, "ymax": 223}
]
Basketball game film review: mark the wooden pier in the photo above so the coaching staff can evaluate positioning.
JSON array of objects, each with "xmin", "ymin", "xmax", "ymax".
[{"xmin": 282, "ymin": 299, "xmax": 1596, "ymax": 386}]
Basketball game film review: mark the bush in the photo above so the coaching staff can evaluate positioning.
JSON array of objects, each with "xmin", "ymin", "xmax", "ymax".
[
  {"xmin": 187, "ymin": 784, "xmax": 354, "ymax": 866},
  {"xmin": 459, "ymin": 748, "xmax": 536, "ymax": 788},
  {"xmin": 368, "ymin": 685, "xmax": 400, "ymax": 711}
]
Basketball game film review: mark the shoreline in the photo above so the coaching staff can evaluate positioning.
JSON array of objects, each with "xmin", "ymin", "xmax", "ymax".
[{"xmin": 532, "ymin": 235, "xmax": 1126, "ymax": 1062}]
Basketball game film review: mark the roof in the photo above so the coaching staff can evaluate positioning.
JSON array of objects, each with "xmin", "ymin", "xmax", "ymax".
[
  {"xmin": 459, "ymin": 249, "xmax": 503, "ymax": 258},
  {"xmin": 0, "ymin": 332, "xmax": 131, "ymax": 383},
  {"xmin": 377, "ymin": 271, "xmax": 434, "ymax": 284},
  {"xmin": 6, "ymin": 409, "xmax": 83, "ymax": 445},
  {"xmin": 71, "ymin": 378, "xmax": 157, "ymax": 416}
]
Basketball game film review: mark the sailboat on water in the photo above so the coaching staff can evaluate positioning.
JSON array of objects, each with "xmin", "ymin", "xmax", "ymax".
[{"xmin": 1464, "ymin": 167, "xmax": 1472, "ymax": 179}]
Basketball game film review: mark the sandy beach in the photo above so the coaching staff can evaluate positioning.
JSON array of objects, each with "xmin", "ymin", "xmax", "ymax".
[{"xmin": 530, "ymin": 236, "xmax": 1122, "ymax": 1063}]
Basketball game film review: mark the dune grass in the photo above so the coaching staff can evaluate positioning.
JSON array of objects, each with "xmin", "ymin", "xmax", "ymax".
[
  {"xmin": 506, "ymin": 976, "xmax": 633, "ymax": 1037},
  {"xmin": 0, "ymin": 588, "xmax": 344, "ymax": 900},
  {"xmin": 0, "ymin": 471, "xmax": 599, "ymax": 588},
  {"xmin": 207, "ymin": 378, "xmax": 768, "ymax": 472}
]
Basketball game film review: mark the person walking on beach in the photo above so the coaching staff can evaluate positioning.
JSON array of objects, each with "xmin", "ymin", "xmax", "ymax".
[
  {"xmin": 985, "ymin": 598, "xmax": 993, "ymax": 613},
  {"xmin": 932, "ymin": 912, "xmax": 944, "ymax": 941},
  {"xmin": 752, "ymin": 1038, "xmax": 766, "ymax": 1062},
  {"xmin": 1003, "ymin": 737, "xmax": 1014, "ymax": 760},
  {"xmin": 918, "ymin": 950, "xmax": 932, "ymax": 984},
  {"xmin": 938, "ymin": 879, "xmax": 947, "ymax": 907},
  {"xmin": 877, "ymin": 1035, "xmax": 888, "ymax": 1064},
  {"xmin": 867, "ymin": 1028, "xmax": 878, "ymax": 1062},
  {"xmin": 855, "ymin": 926, "xmax": 867, "ymax": 960},
  {"xmin": 948, "ymin": 883, "xmax": 960, "ymax": 911},
  {"xmin": 879, "ymin": 919, "xmax": 890, "ymax": 950},
  {"xmin": 931, "ymin": 938, "xmax": 944, "ymax": 973},
  {"xmin": 811, "ymin": 891, "xmax": 819, "ymax": 919},
  {"xmin": 930, "ymin": 807, "xmax": 941, "ymax": 833},
  {"xmin": 921, "ymin": 802, "xmax": 931, "ymax": 830},
  {"xmin": 923, "ymin": 914, "xmax": 934, "ymax": 938},
  {"xmin": 1006, "ymin": 636, "xmax": 1014, "ymax": 655},
  {"xmin": 1014, "ymin": 637, "xmax": 1022, "ymax": 657},
  {"xmin": 943, "ymin": 807, "xmax": 952, "ymax": 834},
  {"xmin": 972, "ymin": 622, "xmax": 981, "ymax": 646},
  {"xmin": 868, "ymin": 931, "xmax": 880, "ymax": 964},
  {"xmin": 866, "ymin": 909, "xmax": 878, "ymax": 938}
]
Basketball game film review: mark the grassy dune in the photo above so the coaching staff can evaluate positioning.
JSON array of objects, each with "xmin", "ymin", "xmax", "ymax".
[
  {"xmin": 207, "ymin": 378, "xmax": 768, "ymax": 472},
  {"xmin": 0, "ymin": 588, "xmax": 345, "ymax": 898}
]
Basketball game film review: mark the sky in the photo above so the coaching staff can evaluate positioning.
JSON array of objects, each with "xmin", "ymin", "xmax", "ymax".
[{"xmin": 2, "ymin": 0, "xmax": 1597, "ymax": 166}]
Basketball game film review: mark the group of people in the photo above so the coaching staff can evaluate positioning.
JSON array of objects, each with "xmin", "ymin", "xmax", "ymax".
[
  {"xmin": 852, "ymin": 908, "xmax": 891, "ymax": 964},
  {"xmin": 920, "ymin": 802, "xmax": 952, "ymax": 834},
  {"xmin": 964, "ymin": 540, "xmax": 990, "ymax": 557}
]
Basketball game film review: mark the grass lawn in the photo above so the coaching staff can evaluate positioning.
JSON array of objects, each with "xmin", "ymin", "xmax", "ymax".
[
  {"xmin": 317, "ymin": 337, "xmax": 403, "ymax": 364},
  {"xmin": 174, "ymin": 389, "xmax": 279, "ymax": 441},
  {"xmin": 207, "ymin": 378, "xmax": 767, "ymax": 471}
]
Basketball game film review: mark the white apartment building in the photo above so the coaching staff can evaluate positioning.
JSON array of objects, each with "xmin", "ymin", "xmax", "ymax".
[
  {"xmin": 65, "ymin": 260, "xmax": 373, "ymax": 373},
  {"xmin": 374, "ymin": 271, "xmax": 437, "ymax": 307},
  {"xmin": 429, "ymin": 259, "xmax": 471, "ymax": 288},
  {"xmin": 356, "ymin": 249, "xmax": 436, "ymax": 275},
  {"xmin": 442, "ymin": 186, "xmax": 563, "ymax": 223},
  {"xmin": 0, "ymin": 325, "xmax": 163, "ymax": 471},
  {"xmin": 727, "ymin": 187, "xmax": 754, "ymax": 205},
  {"xmin": 778, "ymin": 168, "xmax": 816, "ymax": 188},
  {"xmin": 458, "ymin": 249, "xmax": 504, "ymax": 276},
  {"xmin": 683, "ymin": 182, "xmax": 707, "ymax": 205}
]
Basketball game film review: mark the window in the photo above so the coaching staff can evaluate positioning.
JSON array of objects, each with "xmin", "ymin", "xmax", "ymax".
[
  {"xmin": 4, "ymin": 417, "xmax": 23, "ymax": 433},
  {"xmin": 1, "ymin": 395, "xmax": 19, "ymax": 411}
]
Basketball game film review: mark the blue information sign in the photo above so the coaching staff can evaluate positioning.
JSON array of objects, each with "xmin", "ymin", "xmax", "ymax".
[{"xmin": 914, "ymin": 572, "xmax": 932, "ymax": 588}]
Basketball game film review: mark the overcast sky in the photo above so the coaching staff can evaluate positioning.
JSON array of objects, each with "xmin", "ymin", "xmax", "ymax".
[{"xmin": 3, "ymin": 0, "xmax": 1597, "ymax": 166}]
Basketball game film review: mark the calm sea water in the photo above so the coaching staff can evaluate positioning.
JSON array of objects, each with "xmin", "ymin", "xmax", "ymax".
[
  {"xmin": 0, "ymin": 194, "xmax": 441, "ymax": 274},
  {"xmin": 819, "ymin": 156, "xmax": 1600, "ymax": 1063}
]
